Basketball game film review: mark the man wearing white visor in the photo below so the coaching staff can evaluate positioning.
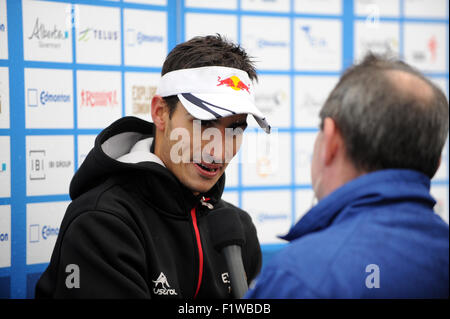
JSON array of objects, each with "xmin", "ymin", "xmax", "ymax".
[{"xmin": 36, "ymin": 35, "xmax": 268, "ymax": 299}]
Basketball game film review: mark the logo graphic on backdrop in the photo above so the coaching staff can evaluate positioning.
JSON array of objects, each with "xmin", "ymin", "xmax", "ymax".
[
  {"xmin": 27, "ymin": 88, "xmax": 71, "ymax": 107},
  {"xmin": 404, "ymin": 23, "xmax": 446, "ymax": 73},
  {"xmin": 254, "ymin": 90, "xmax": 287, "ymax": 115},
  {"xmin": 77, "ymin": 70, "xmax": 122, "ymax": 128},
  {"xmin": 241, "ymin": 16, "xmax": 290, "ymax": 70},
  {"xmin": 29, "ymin": 150, "xmax": 46, "ymax": 181},
  {"xmin": 75, "ymin": 5, "xmax": 121, "ymax": 65},
  {"xmin": 27, "ymin": 201, "xmax": 68, "ymax": 265},
  {"xmin": 25, "ymin": 68, "xmax": 74, "ymax": 129},
  {"xmin": 411, "ymin": 35, "xmax": 438, "ymax": 63},
  {"xmin": 257, "ymin": 212, "xmax": 289, "ymax": 224},
  {"xmin": 131, "ymin": 85, "xmax": 156, "ymax": 115},
  {"xmin": 301, "ymin": 25, "xmax": 328, "ymax": 49},
  {"xmin": 295, "ymin": 76, "xmax": 339, "ymax": 128},
  {"xmin": 354, "ymin": 21, "xmax": 400, "ymax": 61},
  {"xmin": 0, "ymin": 0, "xmax": 8, "ymax": 60},
  {"xmin": 22, "ymin": 1, "xmax": 72, "ymax": 62},
  {"xmin": 0, "ymin": 67, "xmax": 10, "ymax": 129},
  {"xmin": 26, "ymin": 136, "xmax": 74, "ymax": 196},
  {"xmin": 125, "ymin": 72, "xmax": 160, "ymax": 120},
  {"xmin": 80, "ymin": 89, "xmax": 119, "ymax": 108},
  {"xmin": 29, "ymin": 223, "xmax": 60, "ymax": 243},
  {"xmin": 360, "ymin": 37, "xmax": 398, "ymax": 55},
  {"xmin": 78, "ymin": 27, "xmax": 118, "ymax": 42},
  {"xmin": 29, "ymin": 149, "xmax": 71, "ymax": 182},
  {"xmin": 242, "ymin": 191, "xmax": 292, "ymax": 244},
  {"xmin": 294, "ymin": 19, "xmax": 342, "ymax": 71},
  {"xmin": 123, "ymin": 9, "xmax": 167, "ymax": 67},
  {"xmin": 126, "ymin": 28, "xmax": 163, "ymax": 47},
  {"xmin": 0, "ymin": 205, "xmax": 11, "ymax": 268},
  {"xmin": 0, "ymin": 136, "xmax": 10, "ymax": 198},
  {"xmin": 28, "ymin": 17, "xmax": 69, "ymax": 49}
]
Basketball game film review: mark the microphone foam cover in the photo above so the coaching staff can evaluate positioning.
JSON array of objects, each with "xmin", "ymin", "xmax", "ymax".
[{"xmin": 206, "ymin": 207, "xmax": 246, "ymax": 252}]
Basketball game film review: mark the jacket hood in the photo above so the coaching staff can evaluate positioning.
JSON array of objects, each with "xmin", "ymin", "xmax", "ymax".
[{"xmin": 70, "ymin": 116, "xmax": 226, "ymax": 205}]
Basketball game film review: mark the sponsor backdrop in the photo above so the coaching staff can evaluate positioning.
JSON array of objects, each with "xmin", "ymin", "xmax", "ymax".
[{"xmin": 0, "ymin": 0, "xmax": 448, "ymax": 298}]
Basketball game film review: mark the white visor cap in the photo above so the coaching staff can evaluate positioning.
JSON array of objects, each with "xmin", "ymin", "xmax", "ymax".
[{"xmin": 156, "ymin": 66, "xmax": 271, "ymax": 133}]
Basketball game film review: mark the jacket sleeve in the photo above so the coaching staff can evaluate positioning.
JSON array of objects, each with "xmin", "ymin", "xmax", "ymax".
[
  {"xmin": 244, "ymin": 265, "xmax": 321, "ymax": 299},
  {"xmin": 45, "ymin": 210, "xmax": 151, "ymax": 298}
]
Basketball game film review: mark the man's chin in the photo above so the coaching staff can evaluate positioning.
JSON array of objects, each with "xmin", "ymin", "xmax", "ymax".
[
  {"xmin": 187, "ymin": 181, "xmax": 216, "ymax": 195},
  {"xmin": 184, "ymin": 174, "xmax": 223, "ymax": 195}
]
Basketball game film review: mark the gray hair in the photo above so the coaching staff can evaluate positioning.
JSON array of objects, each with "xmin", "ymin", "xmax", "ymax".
[{"xmin": 319, "ymin": 53, "xmax": 449, "ymax": 178}]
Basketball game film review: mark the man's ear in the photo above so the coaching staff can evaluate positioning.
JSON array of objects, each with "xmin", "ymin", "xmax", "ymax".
[
  {"xmin": 151, "ymin": 95, "xmax": 169, "ymax": 132},
  {"xmin": 322, "ymin": 117, "xmax": 343, "ymax": 166}
]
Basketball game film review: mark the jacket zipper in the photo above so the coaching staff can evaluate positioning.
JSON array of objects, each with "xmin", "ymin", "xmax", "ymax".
[{"xmin": 190, "ymin": 206, "xmax": 203, "ymax": 299}]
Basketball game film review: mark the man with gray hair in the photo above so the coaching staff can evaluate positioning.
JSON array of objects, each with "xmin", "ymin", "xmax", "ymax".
[{"xmin": 245, "ymin": 53, "xmax": 449, "ymax": 298}]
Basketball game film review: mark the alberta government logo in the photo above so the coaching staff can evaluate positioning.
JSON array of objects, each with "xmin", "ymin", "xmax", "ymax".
[{"xmin": 28, "ymin": 17, "xmax": 69, "ymax": 49}]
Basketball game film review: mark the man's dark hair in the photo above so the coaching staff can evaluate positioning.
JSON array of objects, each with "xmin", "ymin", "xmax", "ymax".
[
  {"xmin": 319, "ymin": 52, "xmax": 449, "ymax": 178},
  {"xmin": 160, "ymin": 34, "xmax": 257, "ymax": 118}
]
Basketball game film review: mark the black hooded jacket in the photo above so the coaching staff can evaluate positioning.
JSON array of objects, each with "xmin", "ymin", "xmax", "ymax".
[{"xmin": 35, "ymin": 116, "xmax": 262, "ymax": 299}]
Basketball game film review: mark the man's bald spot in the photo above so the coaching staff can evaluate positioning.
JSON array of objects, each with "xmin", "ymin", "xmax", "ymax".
[{"xmin": 385, "ymin": 69, "xmax": 435, "ymax": 106}]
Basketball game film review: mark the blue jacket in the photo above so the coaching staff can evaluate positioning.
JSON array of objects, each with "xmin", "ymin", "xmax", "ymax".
[{"xmin": 245, "ymin": 169, "xmax": 449, "ymax": 298}]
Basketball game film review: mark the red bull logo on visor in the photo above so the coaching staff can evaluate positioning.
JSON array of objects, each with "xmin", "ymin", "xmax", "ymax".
[{"xmin": 217, "ymin": 75, "xmax": 251, "ymax": 94}]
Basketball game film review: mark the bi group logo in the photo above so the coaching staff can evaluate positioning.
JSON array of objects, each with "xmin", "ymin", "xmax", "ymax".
[{"xmin": 26, "ymin": 136, "xmax": 74, "ymax": 196}]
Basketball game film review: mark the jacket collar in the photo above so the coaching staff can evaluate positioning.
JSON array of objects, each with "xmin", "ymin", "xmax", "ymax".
[
  {"xmin": 134, "ymin": 161, "xmax": 225, "ymax": 218},
  {"xmin": 281, "ymin": 169, "xmax": 434, "ymax": 242}
]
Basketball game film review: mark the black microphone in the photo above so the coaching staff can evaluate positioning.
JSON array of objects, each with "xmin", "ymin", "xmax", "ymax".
[{"xmin": 207, "ymin": 207, "xmax": 248, "ymax": 299}]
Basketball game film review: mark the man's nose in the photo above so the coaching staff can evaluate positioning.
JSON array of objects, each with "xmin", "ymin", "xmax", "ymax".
[{"xmin": 203, "ymin": 133, "xmax": 225, "ymax": 163}]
